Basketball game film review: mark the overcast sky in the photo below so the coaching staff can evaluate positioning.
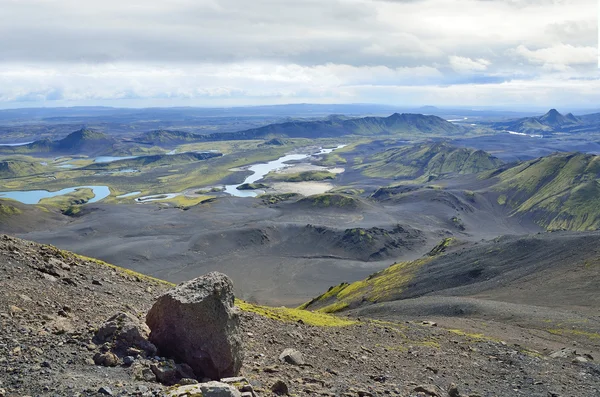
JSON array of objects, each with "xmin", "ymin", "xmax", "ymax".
[{"xmin": 0, "ymin": 0, "xmax": 598, "ymax": 109}]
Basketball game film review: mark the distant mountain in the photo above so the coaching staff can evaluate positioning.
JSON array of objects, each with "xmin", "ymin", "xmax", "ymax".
[
  {"xmin": 230, "ymin": 113, "xmax": 464, "ymax": 139},
  {"xmin": 134, "ymin": 130, "xmax": 204, "ymax": 145},
  {"xmin": 485, "ymin": 152, "xmax": 600, "ymax": 231},
  {"xmin": 357, "ymin": 142, "xmax": 503, "ymax": 180},
  {"xmin": 135, "ymin": 113, "xmax": 465, "ymax": 144},
  {"xmin": 492, "ymin": 109, "xmax": 587, "ymax": 134},
  {"xmin": 0, "ymin": 129, "xmax": 116, "ymax": 155}
]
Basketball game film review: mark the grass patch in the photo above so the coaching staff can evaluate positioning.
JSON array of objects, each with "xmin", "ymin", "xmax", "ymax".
[
  {"xmin": 236, "ymin": 300, "xmax": 356, "ymax": 327},
  {"xmin": 266, "ymin": 170, "xmax": 336, "ymax": 182},
  {"xmin": 548, "ymin": 328, "xmax": 600, "ymax": 340}
]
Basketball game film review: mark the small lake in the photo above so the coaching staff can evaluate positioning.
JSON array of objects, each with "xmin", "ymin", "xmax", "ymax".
[
  {"xmin": 0, "ymin": 185, "xmax": 111, "ymax": 205},
  {"xmin": 94, "ymin": 155, "xmax": 139, "ymax": 163},
  {"xmin": 117, "ymin": 191, "xmax": 141, "ymax": 199},
  {"xmin": 0, "ymin": 141, "xmax": 34, "ymax": 146},
  {"xmin": 135, "ymin": 193, "xmax": 179, "ymax": 202},
  {"xmin": 224, "ymin": 145, "xmax": 346, "ymax": 198}
]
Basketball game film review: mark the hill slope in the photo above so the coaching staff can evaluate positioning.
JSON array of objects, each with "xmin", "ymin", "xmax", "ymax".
[
  {"xmin": 356, "ymin": 142, "xmax": 503, "ymax": 180},
  {"xmin": 2, "ymin": 234, "xmax": 598, "ymax": 397},
  {"xmin": 0, "ymin": 128, "xmax": 116, "ymax": 155},
  {"xmin": 486, "ymin": 152, "xmax": 600, "ymax": 230},
  {"xmin": 0, "ymin": 159, "xmax": 46, "ymax": 178}
]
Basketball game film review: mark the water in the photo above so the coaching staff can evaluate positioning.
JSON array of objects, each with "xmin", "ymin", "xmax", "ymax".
[
  {"xmin": 0, "ymin": 141, "xmax": 33, "ymax": 146},
  {"xmin": 0, "ymin": 185, "xmax": 111, "ymax": 205},
  {"xmin": 94, "ymin": 155, "xmax": 139, "ymax": 163},
  {"xmin": 135, "ymin": 193, "xmax": 179, "ymax": 202},
  {"xmin": 57, "ymin": 164, "xmax": 75, "ymax": 169},
  {"xmin": 224, "ymin": 145, "xmax": 346, "ymax": 198},
  {"xmin": 116, "ymin": 191, "xmax": 141, "ymax": 199}
]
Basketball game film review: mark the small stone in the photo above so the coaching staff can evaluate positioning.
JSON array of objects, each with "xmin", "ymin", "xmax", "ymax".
[
  {"xmin": 422, "ymin": 321, "xmax": 437, "ymax": 327},
  {"xmin": 572, "ymin": 356, "xmax": 588, "ymax": 363},
  {"xmin": 98, "ymin": 386, "xmax": 113, "ymax": 396},
  {"xmin": 279, "ymin": 348, "xmax": 304, "ymax": 365},
  {"xmin": 151, "ymin": 361, "xmax": 178, "ymax": 385},
  {"xmin": 414, "ymin": 385, "xmax": 440, "ymax": 396},
  {"xmin": 271, "ymin": 380, "xmax": 289, "ymax": 395},
  {"xmin": 93, "ymin": 352, "xmax": 119, "ymax": 367},
  {"xmin": 178, "ymin": 378, "xmax": 198, "ymax": 385},
  {"xmin": 92, "ymin": 279, "xmax": 103, "ymax": 286},
  {"xmin": 447, "ymin": 383, "xmax": 460, "ymax": 397},
  {"xmin": 123, "ymin": 356, "xmax": 135, "ymax": 366}
]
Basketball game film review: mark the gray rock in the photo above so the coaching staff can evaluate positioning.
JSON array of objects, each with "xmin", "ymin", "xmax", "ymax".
[
  {"xmin": 93, "ymin": 352, "xmax": 119, "ymax": 367},
  {"xmin": 166, "ymin": 382, "xmax": 241, "ymax": 397},
  {"xmin": 146, "ymin": 272, "xmax": 244, "ymax": 380},
  {"xmin": 123, "ymin": 356, "xmax": 135, "ymax": 366},
  {"xmin": 98, "ymin": 386, "xmax": 113, "ymax": 396},
  {"xmin": 447, "ymin": 383, "xmax": 460, "ymax": 397},
  {"xmin": 150, "ymin": 360, "xmax": 178, "ymax": 385},
  {"xmin": 94, "ymin": 312, "xmax": 157, "ymax": 357},
  {"xmin": 271, "ymin": 379, "xmax": 289, "ymax": 395},
  {"xmin": 413, "ymin": 385, "xmax": 440, "ymax": 396},
  {"xmin": 279, "ymin": 348, "xmax": 304, "ymax": 365}
]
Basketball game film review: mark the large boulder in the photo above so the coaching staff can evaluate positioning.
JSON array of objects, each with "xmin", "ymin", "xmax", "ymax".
[{"xmin": 146, "ymin": 272, "xmax": 244, "ymax": 380}]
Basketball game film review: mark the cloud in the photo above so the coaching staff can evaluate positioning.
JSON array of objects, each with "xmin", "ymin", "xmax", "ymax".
[
  {"xmin": 0, "ymin": 0, "xmax": 598, "ymax": 107},
  {"xmin": 513, "ymin": 43, "xmax": 597, "ymax": 67},
  {"xmin": 448, "ymin": 56, "xmax": 491, "ymax": 72}
]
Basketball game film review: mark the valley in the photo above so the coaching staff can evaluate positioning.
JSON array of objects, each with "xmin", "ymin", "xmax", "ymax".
[{"xmin": 0, "ymin": 107, "xmax": 599, "ymax": 390}]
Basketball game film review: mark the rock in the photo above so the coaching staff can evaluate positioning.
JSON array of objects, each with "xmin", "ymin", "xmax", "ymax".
[
  {"xmin": 123, "ymin": 356, "xmax": 135, "ymax": 366},
  {"xmin": 133, "ymin": 365, "xmax": 156, "ymax": 382},
  {"xmin": 448, "ymin": 383, "xmax": 460, "ymax": 397},
  {"xmin": 150, "ymin": 360, "xmax": 179, "ymax": 385},
  {"xmin": 271, "ymin": 379, "xmax": 289, "ymax": 395},
  {"xmin": 549, "ymin": 348, "xmax": 575, "ymax": 359},
  {"xmin": 98, "ymin": 386, "xmax": 113, "ymax": 396},
  {"xmin": 573, "ymin": 356, "xmax": 588, "ymax": 363},
  {"xmin": 279, "ymin": 348, "xmax": 304, "ymax": 365},
  {"xmin": 146, "ymin": 272, "xmax": 244, "ymax": 380},
  {"xmin": 178, "ymin": 378, "xmax": 199, "ymax": 385},
  {"xmin": 93, "ymin": 352, "xmax": 119, "ymax": 367},
  {"xmin": 414, "ymin": 385, "xmax": 440, "ymax": 396},
  {"xmin": 0, "ymin": 388, "xmax": 5, "ymax": 397},
  {"xmin": 166, "ymin": 382, "xmax": 242, "ymax": 397},
  {"xmin": 422, "ymin": 321, "xmax": 437, "ymax": 327},
  {"xmin": 94, "ymin": 312, "xmax": 157, "ymax": 356}
]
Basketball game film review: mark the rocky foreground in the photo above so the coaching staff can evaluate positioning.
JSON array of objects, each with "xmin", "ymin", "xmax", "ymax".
[{"xmin": 0, "ymin": 235, "xmax": 598, "ymax": 397}]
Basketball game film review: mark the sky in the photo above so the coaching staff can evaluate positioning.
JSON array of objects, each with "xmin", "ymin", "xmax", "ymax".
[{"xmin": 0, "ymin": 0, "xmax": 598, "ymax": 109}]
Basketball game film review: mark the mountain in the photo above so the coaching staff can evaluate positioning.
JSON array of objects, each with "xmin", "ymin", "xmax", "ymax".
[
  {"xmin": 485, "ymin": 152, "xmax": 600, "ymax": 231},
  {"xmin": 135, "ymin": 113, "xmax": 466, "ymax": 144},
  {"xmin": 134, "ymin": 129, "xmax": 204, "ymax": 145},
  {"xmin": 492, "ymin": 109, "xmax": 585, "ymax": 134},
  {"xmin": 356, "ymin": 142, "xmax": 503, "ymax": 180},
  {"xmin": 0, "ymin": 128, "xmax": 116, "ymax": 155},
  {"xmin": 0, "ymin": 159, "xmax": 46, "ymax": 178}
]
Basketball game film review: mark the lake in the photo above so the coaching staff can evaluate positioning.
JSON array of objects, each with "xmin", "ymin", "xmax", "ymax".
[
  {"xmin": 0, "ymin": 186, "xmax": 111, "ymax": 205},
  {"xmin": 224, "ymin": 145, "xmax": 346, "ymax": 198}
]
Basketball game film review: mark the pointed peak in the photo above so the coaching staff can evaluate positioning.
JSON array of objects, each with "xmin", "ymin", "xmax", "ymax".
[{"xmin": 545, "ymin": 109, "xmax": 561, "ymax": 116}]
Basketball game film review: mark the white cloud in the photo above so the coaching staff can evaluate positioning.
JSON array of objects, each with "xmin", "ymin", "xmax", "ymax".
[
  {"xmin": 513, "ymin": 43, "xmax": 596, "ymax": 67},
  {"xmin": 448, "ymin": 56, "xmax": 491, "ymax": 72},
  {"xmin": 0, "ymin": 0, "xmax": 598, "ymax": 107}
]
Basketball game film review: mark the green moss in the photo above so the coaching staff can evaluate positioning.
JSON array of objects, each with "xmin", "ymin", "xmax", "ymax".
[
  {"xmin": 266, "ymin": 170, "xmax": 336, "ymax": 182},
  {"xmin": 427, "ymin": 237, "xmax": 457, "ymax": 256},
  {"xmin": 299, "ymin": 193, "xmax": 360, "ymax": 208},
  {"xmin": 0, "ymin": 202, "xmax": 22, "ymax": 215},
  {"xmin": 236, "ymin": 183, "xmax": 269, "ymax": 190},
  {"xmin": 547, "ymin": 328, "xmax": 600, "ymax": 339},
  {"xmin": 236, "ymin": 300, "xmax": 356, "ymax": 327},
  {"xmin": 497, "ymin": 195, "xmax": 507, "ymax": 205},
  {"xmin": 303, "ymin": 257, "xmax": 432, "ymax": 311}
]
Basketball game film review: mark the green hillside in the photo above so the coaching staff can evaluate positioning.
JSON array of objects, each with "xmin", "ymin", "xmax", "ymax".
[
  {"xmin": 135, "ymin": 130, "xmax": 203, "ymax": 145},
  {"xmin": 489, "ymin": 152, "xmax": 600, "ymax": 231},
  {"xmin": 0, "ymin": 159, "xmax": 46, "ymax": 178},
  {"xmin": 357, "ymin": 142, "xmax": 502, "ymax": 179},
  {"xmin": 0, "ymin": 129, "xmax": 115, "ymax": 155}
]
